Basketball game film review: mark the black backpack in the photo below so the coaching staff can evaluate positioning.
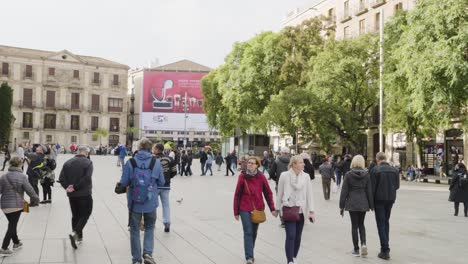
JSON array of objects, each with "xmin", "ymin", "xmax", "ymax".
[
  {"xmin": 46, "ymin": 158, "xmax": 56, "ymax": 171},
  {"xmin": 458, "ymin": 173, "xmax": 468, "ymax": 189}
]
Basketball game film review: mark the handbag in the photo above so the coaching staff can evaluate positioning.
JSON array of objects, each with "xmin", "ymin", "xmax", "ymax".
[
  {"xmin": 243, "ymin": 178, "xmax": 266, "ymax": 224},
  {"xmin": 282, "ymin": 206, "xmax": 300, "ymax": 222},
  {"xmin": 5, "ymin": 176, "xmax": 30, "ymax": 213}
]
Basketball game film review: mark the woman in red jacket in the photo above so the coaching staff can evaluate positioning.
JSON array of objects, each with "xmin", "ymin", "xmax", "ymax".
[{"xmin": 233, "ymin": 156, "xmax": 277, "ymax": 264}]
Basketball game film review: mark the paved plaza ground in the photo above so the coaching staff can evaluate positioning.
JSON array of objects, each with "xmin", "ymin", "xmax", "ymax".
[{"xmin": 0, "ymin": 154, "xmax": 465, "ymax": 264}]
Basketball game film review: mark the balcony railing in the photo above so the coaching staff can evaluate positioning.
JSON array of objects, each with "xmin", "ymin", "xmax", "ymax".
[
  {"xmin": 355, "ymin": 3, "xmax": 369, "ymax": 16},
  {"xmin": 324, "ymin": 16, "xmax": 336, "ymax": 29},
  {"xmin": 370, "ymin": 0, "xmax": 386, "ymax": 8},
  {"xmin": 21, "ymin": 122, "xmax": 33, "ymax": 129},
  {"xmin": 89, "ymin": 105, "xmax": 101, "ymax": 112},
  {"xmin": 18, "ymin": 100, "xmax": 35, "ymax": 108},
  {"xmin": 339, "ymin": 11, "xmax": 352, "ymax": 23}
]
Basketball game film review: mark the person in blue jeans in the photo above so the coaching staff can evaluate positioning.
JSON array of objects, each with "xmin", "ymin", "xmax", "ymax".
[
  {"xmin": 369, "ymin": 152, "xmax": 400, "ymax": 260},
  {"xmin": 119, "ymin": 138, "xmax": 165, "ymax": 264},
  {"xmin": 233, "ymin": 156, "xmax": 277, "ymax": 264},
  {"xmin": 205, "ymin": 151, "xmax": 214, "ymax": 176}
]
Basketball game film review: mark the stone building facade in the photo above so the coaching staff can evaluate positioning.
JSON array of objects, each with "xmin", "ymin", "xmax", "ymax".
[{"xmin": 0, "ymin": 45, "xmax": 129, "ymax": 150}]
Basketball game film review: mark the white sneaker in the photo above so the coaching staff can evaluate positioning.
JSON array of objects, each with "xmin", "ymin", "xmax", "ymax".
[
  {"xmin": 293, "ymin": 257, "xmax": 298, "ymax": 263},
  {"xmin": 361, "ymin": 245, "xmax": 368, "ymax": 256}
]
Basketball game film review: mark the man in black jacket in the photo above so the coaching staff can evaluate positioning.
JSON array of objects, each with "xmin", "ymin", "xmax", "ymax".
[
  {"xmin": 369, "ymin": 152, "xmax": 400, "ymax": 260},
  {"xmin": 199, "ymin": 147, "xmax": 208, "ymax": 176},
  {"xmin": 153, "ymin": 144, "xmax": 177, "ymax": 232},
  {"xmin": 59, "ymin": 146, "xmax": 93, "ymax": 249}
]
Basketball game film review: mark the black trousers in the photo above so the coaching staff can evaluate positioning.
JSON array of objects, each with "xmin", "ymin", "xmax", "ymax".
[
  {"xmin": 41, "ymin": 181, "xmax": 52, "ymax": 200},
  {"xmin": 349, "ymin": 211, "xmax": 367, "ymax": 250},
  {"xmin": 226, "ymin": 163, "xmax": 235, "ymax": 176},
  {"xmin": 454, "ymin": 202, "xmax": 468, "ymax": 215},
  {"xmin": 1, "ymin": 158, "xmax": 9, "ymax": 170},
  {"xmin": 2, "ymin": 210, "xmax": 21, "ymax": 249},
  {"xmin": 28, "ymin": 177, "xmax": 39, "ymax": 196},
  {"xmin": 69, "ymin": 196, "xmax": 93, "ymax": 238},
  {"xmin": 322, "ymin": 179, "xmax": 331, "ymax": 200}
]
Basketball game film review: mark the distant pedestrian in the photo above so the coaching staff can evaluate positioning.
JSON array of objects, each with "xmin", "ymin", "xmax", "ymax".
[
  {"xmin": 369, "ymin": 152, "xmax": 400, "ymax": 260},
  {"xmin": 152, "ymin": 144, "xmax": 177, "ymax": 232},
  {"xmin": 215, "ymin": 152, "xmax": 224, "ymax": 171},
  {"xmin": 59, "ymin": 146, "xmax": 94, "ymax": 250},
  {"xmin": 276, "ymin": 155, "xmax": 315, "ymax": 264},
  {"xmin": 334, "ymin": 157, "xmax": 343, "ymax": 188},
  {"xmin": 318, "ymin": 158, "xmax": 335, "ymax": 200},
  {"xmin": 199, "ymin": 147, "xmax": 208, "ymax": 176},
  {"xmin": 269, "ymin": 147, "xmax": 291, "ymax": 191},
  {"xmin": 1, "ymin": 145, "xmax": 11, "ymax": 171},
  {"xmin": 205, "ymin": 151, "xmax": 214, "ymax": 176},
  {"xmin": 224, "ymin": 152, "xmax": 235, "ymax": 176},
  {"xmin": 118, "ymin": 144, "xmax": 127, "ymax": 168},
  {"xmin": 119, "ymin": 138, "xmax": 165, "ymax": 264},
  {"xmin": 185, "ymin": 150, "xmax": 193, "ymax": 176},
  {"xmin": 449, "ymin": 163, "xmax": 468, "ymax": 217},
  {"xmin": 25, "ymin": 145, "xmax": 46, "ymax": 196},
  {"xmin": 339, "ymin": 155, "xmax": 374, "ymax": 257},
  {"xmin": 231, "ymin": 150, "xmax": 238, "ymax": 171},
  {"xmin": 16, "ymin": 144, "xmax": 25, "ymax": 171},
  {"xmin": 300, "ymin": 152, "xmax": 315, "ymax": 180},
  {"xmin": 233, "ymin": 156, "xmax": 277, "ymax": 264},
  {"xmin": 180, "ymin": 150, "xmax": 188, "ymax": 176},
  {"xmin": 0, "ymin": 157, "xmax": 39, "ymax": 256}
]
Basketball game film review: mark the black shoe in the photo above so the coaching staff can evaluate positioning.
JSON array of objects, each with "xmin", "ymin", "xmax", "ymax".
[
  {"xmin": 143, "ymin": 253, "xmax": 156, "ymax": 264},
  {"xmin": 164, "ymin": 223, "xmax": 170, "ymax": 233},
  {"xmin": 454, "ymin": 212, "xmax": 459, "ymax": 216},
  {"xmin": 69, "ymin": 232, "xmax": 78, "ymax": 249},
  {"xmin": 40, "ymin": 200, "xmax": 48, "ymax": 204},
  {"xmin": 378, "ymin": 252, "xmax": 390, "ymax": 260}
]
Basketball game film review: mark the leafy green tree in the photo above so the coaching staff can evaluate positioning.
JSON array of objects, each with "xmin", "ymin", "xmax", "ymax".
[
  {"xmin": 0, "ymin": 82, "xmax": 13, "ymax": 146},
  {"xmin": 93, "ymin": 128, "xmax": 108, "ymax": 145}
]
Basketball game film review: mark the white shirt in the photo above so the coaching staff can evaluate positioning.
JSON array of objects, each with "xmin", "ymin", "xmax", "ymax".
[
  {"xmin": 16, "ymin": 147, "xmax": 24, "ymax": 159},
  {"xmin": 276, "ymin": 169, "xmax": 315, "ymax": 215}
]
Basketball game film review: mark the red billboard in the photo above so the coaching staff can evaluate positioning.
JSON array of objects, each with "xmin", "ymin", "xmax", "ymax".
[{"xmin": 142, "ymin": 71, "xmax": 207, "ymax": 114}]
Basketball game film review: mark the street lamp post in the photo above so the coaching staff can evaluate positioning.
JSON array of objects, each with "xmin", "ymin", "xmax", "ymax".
[
  {"xmin": 183, "ymin": 92, "xmax": 188, "ymax": 150},
  {"xmin": 379, "ymin": 10, "xmax": 384, "ymax": 152}
]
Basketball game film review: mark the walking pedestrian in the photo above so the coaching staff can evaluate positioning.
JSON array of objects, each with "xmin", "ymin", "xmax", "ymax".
[
  {"xmin": 301, "ymin": 152, "xmax": 315, "ymax": 180},
  {"xmin": 369, "ymin": 152, "xmax": 400, "ymax": 260},
  {"xmin": 59, "ymin": 146, "xmax": 94, "ymax": 250},
  {"xmin": 449, "ymin": 163, "xmax": 468, "ymax": 217},
  {"xmin": 225, "ymin": 152, "xmax": 235, "ymax": 176},
  {"xmin": 118, "ymin": 144, "xmax": 127, "ymax": 168},
  {"xmin": 152, "ymin": 144, "xmax": 177, "ymax": 232},
  {"xmin": 25, "ymin": 145, "xmax": 46, "ymax": 196},
  {"xmin": 233, "ymin": 156, "xmax": 277, "ymax": 264},
  {"xmin": 0, "ymin": 157, "xmax": 39, "ymax": 256},
  {"xmin": 215, "ymin": 152, "xmax": 224, "ymax": 171},
  {"xmin": 339, "ymin": 155, "xmax": 374, "ymax": 257},
  {"xmin": 276, "ymin": 155, "xmax": 315, "ymax": 264},
  {"xmin": 185, "ymin": 150, "xmax": 193, "ymax": 176},
  {"xmin": 269, "ymin": 147, "xmax": 291, "ymax": 227},
  {"xmin": 318, "ymin": 158, "xmax": 335, "ymax": 200},
  {"xmin": 1, "ymin": 145, "xmax": 11, "ymax": 171},
  {"xmin": 39, "ymin": 149, "xmax": 56, "ymax": 204},
  {"xmin": 16, "ymin": 144, "xmax": 25, "ymax": 171},
  {"xmin": 180, "ymin": 150, "xmax": 188, "ymax": 176},
  {"xmin": 199, "ymin": 147, "xmax": 207, "ymax": 176},
  {"xmin": 231, "ymin": 150, "xmax": 238, "ymax": 171},
  {"xmin": 206, "ymin": 150, "xmax": 214, "ymax": 176},
  {"xmin": 119, "ymin": 138, "xmax": 165, "ymax": 264},
  {"xmin": 335, "ymin": 156, "xmax": 343, "ymax": 188}
]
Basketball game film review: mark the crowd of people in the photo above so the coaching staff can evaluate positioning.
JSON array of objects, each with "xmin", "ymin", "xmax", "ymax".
[{"xmin": 0, "ymin": 140, "xmax": 466, "ymax": 264}]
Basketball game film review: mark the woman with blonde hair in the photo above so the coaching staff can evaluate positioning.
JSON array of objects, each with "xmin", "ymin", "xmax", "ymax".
[
  {"xmin": 276, "ymin": 155, "xmax": 315, "ymax": 264},
  {"xmin": 339, "ymin": 155, "xmax": 374, "ymax": 257},
  {"xmin": 233, "ymin": 156, "xmax": 277, "ymax": 264}
]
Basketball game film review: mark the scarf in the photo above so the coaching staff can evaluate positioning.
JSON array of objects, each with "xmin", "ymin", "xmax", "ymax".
[{"xmin": 282, "ymin": 169, "xmax": 307, "ymax": 207}]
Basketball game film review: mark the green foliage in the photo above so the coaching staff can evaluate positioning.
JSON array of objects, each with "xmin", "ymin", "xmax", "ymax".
[
  {"xmin": 0, "ymin": 82, "xmax": 13, "ymax": 145},
  {"xmin": 94, "ymin": 128, "xmax": 108, "ymax": 144}
]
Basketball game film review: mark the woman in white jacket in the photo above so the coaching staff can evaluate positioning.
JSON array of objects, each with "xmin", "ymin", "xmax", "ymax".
[{"xmin": 276, "ymin": 155, "xmax": 315, "ymax": 264}]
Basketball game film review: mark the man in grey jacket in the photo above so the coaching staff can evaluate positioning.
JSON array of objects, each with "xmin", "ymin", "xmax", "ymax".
[
  {"xmin": 319, "ymin": 158, "xmax": 336, "ymax": 200},
  {"xmin": 59, "ymin": 146, "xmax": 93, "ymax": 250}
]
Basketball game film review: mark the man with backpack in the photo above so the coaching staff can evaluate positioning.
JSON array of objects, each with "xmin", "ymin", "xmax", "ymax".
[
  {"xmin": 39, "ymin": 148, "xmax": 57, "ymax": 204},
  {"xmin": 152, "ymin": 143, "xmax": 177, "ymax": 232},
  {"xmin": 449, "ymin": 163, "xmax": 468, "ymax": 217},
  {"xmin": 119, "ymin": 138, "xmax": 165, "ymax": 264}
]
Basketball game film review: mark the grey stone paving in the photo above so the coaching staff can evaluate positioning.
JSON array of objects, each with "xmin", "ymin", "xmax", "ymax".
[{"xmin": 0, "ymin": 154, "xmax": 465, "ymax": 264}]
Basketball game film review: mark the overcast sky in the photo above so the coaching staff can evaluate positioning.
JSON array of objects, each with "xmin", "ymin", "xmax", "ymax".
[{"xmin": 2, "ymin": 0, "xmax": 313, "ymax": 69}]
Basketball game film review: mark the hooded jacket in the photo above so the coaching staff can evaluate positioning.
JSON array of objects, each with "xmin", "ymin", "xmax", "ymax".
[
  {"xmin": 269, "ymin": 155, "xmax": 290, "ymax": 183},
  {"xmin": 119, "ymin": 150, "xmax": 165, "ymax": 213},
  {"xmin": 339, "ymin": 168, "xmax": 374, "ymax": 211}
]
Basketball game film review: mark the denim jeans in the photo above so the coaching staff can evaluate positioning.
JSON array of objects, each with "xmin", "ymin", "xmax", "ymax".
[
  {"xmin": 119, "ymin": 157, "xmax": 125, "ymax": 168},
  {"xmin": 157, "ymin": 189, "xmax": 170, "ymax": 224},
  {"xmin": 239, "ymin": 211, "xmax": 259, "ymax": 260},
  {"xmin": 374, "ymin": 201, "xmax": 394, "ymax": 253},
  {"xmin": 205, "ymin": 163, "xmax": 213, "ymax": 175},
  {"xmin": 336, "ymin": 171, "xmax": 343, "ymax": 186},
  {"xmin": 200, "ymin": 162, "xmax": 206, "ymax": 175},
  {"xmin": 130, "ymin": 210, "xmax": 156, "ymax": 263},
  {"xmin": 284, "ymin": 214, "xmax": 304, "ymax": 262}
]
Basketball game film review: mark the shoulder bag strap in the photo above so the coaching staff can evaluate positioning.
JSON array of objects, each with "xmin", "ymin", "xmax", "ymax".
[{"xmin": 243, "ymin": 178, "xmax": 257, "ymax": 210}]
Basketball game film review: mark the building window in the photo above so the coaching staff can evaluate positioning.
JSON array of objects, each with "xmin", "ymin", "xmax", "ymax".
[
  {"xmin": 1, "ymin": 62, "xmax": 9, "ymax": 76},
  {"xmin": 23, "ymin": 132, "xmax": 30, "ymax": 139},
  {"xmin": 344, "ymin": 0, "xmax": 350, "ymax": 17},
  {"xmin": 108, "ymin": 98, "xmax": 123, "ymax": 112},
  {"xmin": 93, "ymin": 72, "xmax": 100, "ymax": 84},
  {"xmin": 22, "ymin": 112, "xmax": 33, "ymax": 128},
  {"xmin": 395, "ymin": 2, "xmax": 403, "ymax": 13},
  {"xmin": 71, "ymin": 115, "xmax": 80, "ymax": 130},
  {"xmin": 109, "ymin": 135, "xmax": 119, "ymax": 146},
  {"xmin": 46, "ymin": 90, "xmax": 55, "ymax": 108},
  {"xmin": 25, "ymin": 65, "xmax": 33, "ymax": 78},
  {"xmin": 110, "ymin": 118, "xmax": 120, "ymax": 132},
  {"xmin": 113, "ymin": 74, "xmax": 119, "ymax": 86},
  {"xmin": 91, "ymin": 94, "xmax": 100, "ymax": 111},
  {"xmin": 375, "ymin": 12, "xmax": 381, "ymax": 32},
  {"xmin": 23, "ymin": 88, "xmax": 33, "ymax": 107},
  {"xmin": 71, "ymin": 136, "xmax": 77, "ymax": 143},
  {"xmin": 359, "ymin": 19, "xmax": 366, "ymax": 35},
  {"xmin": 73, "ymin": 70, "xmax": 80, "ymax": 79},
  {"xmin": 91, "ymin": 116, "xmax": 99, "ymax": 131},
  {"xmin": 71, "ymin": 93, "xmax": 80, "ymax": 109},
  {"xmin": 48, "ymin": 67, "xmax": 55, "ymax": 76},
  {"xmin": 46, "ymin": 135, "xmax": 52, "ymax": 143},
  {"xmin": 344, "ymin": 26, "xmax": 350, "ymax": 38},
  {"xmin": 44, "ymin": 114, "xmax": 56, "ymax": 129},
  {"xmin": 92, "ymin": 134, "xmax": 98, "ymax": 141}
]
